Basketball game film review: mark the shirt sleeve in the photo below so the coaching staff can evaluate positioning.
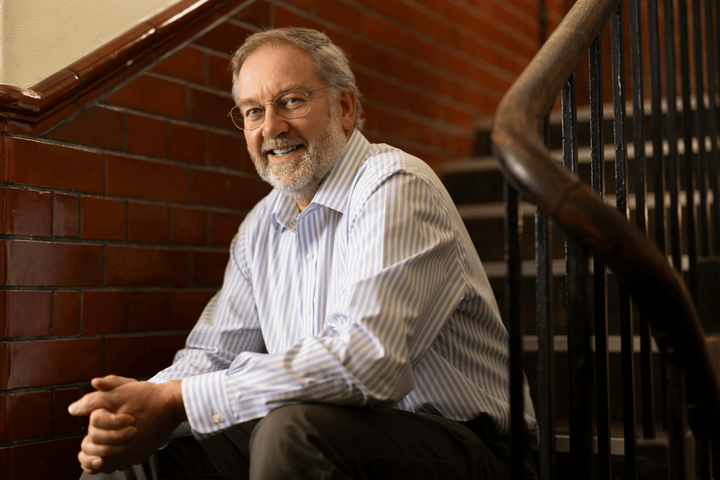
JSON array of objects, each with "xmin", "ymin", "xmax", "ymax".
[{"xmin": 182, "ymin": 167, "xmax": 470, "ymax": 436}]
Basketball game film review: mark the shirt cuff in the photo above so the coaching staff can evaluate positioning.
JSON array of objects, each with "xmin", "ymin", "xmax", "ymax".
[{"xmin": 182, "ymin": 370, "xmax": 235, "ymax": 436}]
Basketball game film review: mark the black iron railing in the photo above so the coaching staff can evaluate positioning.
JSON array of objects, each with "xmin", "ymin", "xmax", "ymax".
[{"xmin": 492, "ymin": 0, "xmax": 720, "ymax": 478}]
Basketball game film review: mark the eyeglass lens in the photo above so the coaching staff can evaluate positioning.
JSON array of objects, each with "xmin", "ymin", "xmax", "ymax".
[{"xmin": 230, "ymin": 90, "xmax": 311, "ymax": 130}]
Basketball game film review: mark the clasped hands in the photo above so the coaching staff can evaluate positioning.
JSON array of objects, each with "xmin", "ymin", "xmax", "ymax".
[{"xmin": 68, "ymin": 375, "xmax": 185, "ymax": 475}]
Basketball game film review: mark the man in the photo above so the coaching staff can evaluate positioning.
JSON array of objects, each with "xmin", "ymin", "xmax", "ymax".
[{"xmin": 70, "ymin": 27, "xmax": 538, "ymax": 479}]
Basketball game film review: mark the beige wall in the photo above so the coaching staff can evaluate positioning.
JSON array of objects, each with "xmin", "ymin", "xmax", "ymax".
[{"xmin": 0, "ymin": 0, "xmax": 183, "ymax": 88}]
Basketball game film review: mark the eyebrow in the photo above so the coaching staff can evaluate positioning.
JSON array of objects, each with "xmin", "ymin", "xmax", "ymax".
[{"xmin": 237, "ymin": 83, "xmax": 307, "ymax": 106}]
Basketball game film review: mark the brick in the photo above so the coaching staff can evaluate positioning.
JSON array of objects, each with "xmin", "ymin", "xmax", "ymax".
[
  {"xmin": 364, "ymin": 76, "xmax": 405, "ymax": 109},
  {"xmin": 0, "ymin": 187, "xmax": 51, "ymax": 237},
  {"xmin": 46, "ymin": 106, "xmax": 125, "ymax": 150},
  {"xmin": 189, "ymin": 87, "xmax": 236, "ymax": 130},
  {"xmin": 0, "ymin": 391, "xmax": 52, "ymax": 441},
  {"xmin": 410, "ymin": 7, "xmax": 453, "ymax": 44},
  {"xmin": 128, "ymin": 202, "xmax": 169, "ymax": 243},
  {"xmin": 445, "ymin": 104, "xmax": 475, "ymax": 129},
  {"xmin": 192, "ymin": 250, "xmax": 229, "ymax": 286},
  {"xmin": 129, "ymin": 291, "xmax": 171, "ymax": 331},
  {"xmin": 208, "ymin": 53, "xmax": 233, "ymax": 92},
  {"xmin": 210, "ymin": 211, "xmax": 243, "ymax": 247},
  {"xmin": 191, "ymin": 169, "xmax": 258, "ymax": 209},
  {"xmin": 106, "ymin": 154, "xmax": 188, "ymax": 203},
  {"xmin": 105, "ymin": 334, "xmax": 187, "ymax": 378},
  {"xmin": 194, "ymin": 21, "xmax": 253, "ymax": 54},
  {"xmin": 170, "ymin": 123, "xmax": 206, "ymax": 164},
  {"xmin": 233, "ymin": 0, "xmax": 272, "ymax": 27},
  {"xmin": 172, "ymin": 290, "xmax": 208, "ymax": 329},
  {"xmin": 280, "ymin": 0, "xmax": 316, "ymax": 12},
  {"xmin": 326, "ymin": 29, "xmax": 374, "ymax": 70},
  {"xmin": 364, "ymin": 14, "xmax": 406, "ymax": 51},
  {"xmin": 151, "ymin": 46, "xmax": 206, "ymax": 84},
  {"xmin": 106, "ymin": 74, "xmax": 187, "ymax": 119},
  {"xmin": 128, "ymin": 113, "xmax": 168, "ymax": 159},
  {"xmin": 80, "ymin": 196, "xmax": 126, "ymax": 241},
  {"xmin": 374, "ymin": 49, "xmax": 395, "ymax": 74},
  {"xmin": 171, "ymin": 207, "xmax": 207, "ymax": 245},
  {"xmin": 53, "ymin": 291, "xmax": 79, "ymax": 336},
  {"xmin": 444, "ymin": 1, "xmax": 481, "ymax": 31},
  {"xmin": 374, "ymin": 0, "xmax": 395, "ymax": 17},
  {"xmin": 81, "ymin": 290, "xmax": 126, "ymax": 335},
  {"xmin": 53, "ymin": 388, "xmax": 80, "ymax": 435},
  {"xmin": 52, "ymin": 193, "xmax": 79, "ymax": 238},
  {"xmin": 0, "ymin": 291, "xmax": 51, "ymax": 338},
  {"xmin": 406, "ymin": 91, "xmax": 444, "ymax": 119},
  {"xmin": 4, "ymin": 137, "xmax": 103, "ymax": 194},
  {"xmin": 0, "ymin": 437, "xmax": 83, "ymax": 480},
  {"xmin": 0, "ymin": 240, "xmax": 102, "ymax": 287},
  {"xmin": 273, "ymin": 6, "xmax": 302, "ymax": 29},
  {"xmin": 105, "ymin": 246, "xmax": 187, "ymax": 287},
  {"xmin": 377, "ymin": 109, "xmax": 400, "ymax": 137},
  {"xmin": 208, "ymin": 131, "xmax": 243, "ymax": 169},
  {"xmin": 316, "ymin": 0, "xmax": 362, "ymax": 32},
  {"xmin": 0, "ymin": 338, "xmax": 103, "ymax": 389}
]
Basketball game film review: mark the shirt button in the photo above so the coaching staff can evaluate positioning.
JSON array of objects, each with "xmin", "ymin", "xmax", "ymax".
[
  {"xmin": 306, "ymin": 253, "xmax": 314, "ymax": 261},
  {"xmin": 305, "ymin": 309, "xmax": 312, "ymax": 316},
  {"xmin": 211, "ymin": 412, "xmax": 222, "ymax": 424}
]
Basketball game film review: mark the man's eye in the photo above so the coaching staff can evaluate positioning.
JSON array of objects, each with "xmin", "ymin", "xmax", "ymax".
[
  {"xmin": 244, "ymin": 107, "xmax": 263, "ymax": 118},
  {"xmin": 280, "ymin": 96, "xmax": 306, "ymax": 108}
]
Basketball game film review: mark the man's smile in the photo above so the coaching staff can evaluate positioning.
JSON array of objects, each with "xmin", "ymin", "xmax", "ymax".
[{"xmin": 270, "ymin": 145, "xmax": 302, "ymax": 157}]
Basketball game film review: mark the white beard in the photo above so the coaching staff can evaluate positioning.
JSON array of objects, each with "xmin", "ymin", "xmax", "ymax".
[{"xmin": 249, "ymin": 107, "xmax": 348, "ymax": 204}]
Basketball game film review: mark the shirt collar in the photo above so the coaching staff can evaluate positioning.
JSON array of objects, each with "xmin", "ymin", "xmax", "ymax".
[{"xmin": 270, "ymin": 129, "xmax": 372, "ymax": 230}]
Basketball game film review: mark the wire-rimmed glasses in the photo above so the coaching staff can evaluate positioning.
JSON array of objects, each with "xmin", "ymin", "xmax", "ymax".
[{"xmin": 228, "ymin": 85, "xmax": 338, "ymax": 131}]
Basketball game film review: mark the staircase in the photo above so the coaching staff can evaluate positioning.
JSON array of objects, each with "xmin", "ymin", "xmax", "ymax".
[{"xmin": 441, "ymin": 95, "xmax": 719, "ymax": 479}]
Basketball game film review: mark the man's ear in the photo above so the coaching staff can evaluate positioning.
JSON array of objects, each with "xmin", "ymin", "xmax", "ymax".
[{"xmin": 338, "ymin": 87, "xmax": 356, "ymax": 136}]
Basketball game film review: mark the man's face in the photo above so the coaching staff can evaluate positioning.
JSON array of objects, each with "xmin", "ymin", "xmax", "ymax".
[{"xmin": 237, "ymin": 44, "xmax": 348, "ymax": 204}]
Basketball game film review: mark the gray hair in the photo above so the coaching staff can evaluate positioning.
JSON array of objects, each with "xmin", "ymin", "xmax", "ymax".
[{"xmin": 230, "ymin": 27, "xmax": 364, "ymax": 131}]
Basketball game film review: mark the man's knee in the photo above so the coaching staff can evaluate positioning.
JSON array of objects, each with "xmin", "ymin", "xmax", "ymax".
[
  {"xmin": 249, "ymin": 404, "xmax": 350, "ymax": 479},
  {"xmin": 251, "ymin": 404, "xmax": 345, "ymax": 452}
]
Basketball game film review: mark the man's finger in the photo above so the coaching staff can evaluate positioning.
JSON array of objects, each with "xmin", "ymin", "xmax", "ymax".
[
  {"xmin": 89, "ymin": 408, "xmax": 135, "ymax": 430},
  {"xmin": 88, "ymin": 424, "xmax": 138, "ymax": 446},
  {"xmin": 78, "ymin": 450, "xmax": 104, "ymax": 474},
  {"xmin": 92, "ymin": 375, "xmax": 136, "ymax": 392},
  {"xmin": 81, "ymin": 435, "xmax": 126, "ymax": 458}
]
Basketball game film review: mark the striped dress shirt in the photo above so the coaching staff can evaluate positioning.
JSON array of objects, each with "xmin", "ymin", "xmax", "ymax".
[{"xmin": 150, "ymin": 129, "xmax": 538, "ymax": 442}]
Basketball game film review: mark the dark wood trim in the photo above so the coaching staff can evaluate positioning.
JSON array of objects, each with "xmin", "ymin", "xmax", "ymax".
[
  {"xmin": 491, "ymin": 0, "xmax": 720, "ymax": 427},
  {"xmin": 0, "ymin": 0, "xmax": 246, "ymax": 130}
]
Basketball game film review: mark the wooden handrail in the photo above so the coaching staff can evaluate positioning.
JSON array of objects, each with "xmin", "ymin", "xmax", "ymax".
[
  {"xmin": 491, "ymin": 0, "xmax": 720, "ymax": 423},
  {"xmin": 0, "ymin": 0, "xmax": 248, "ymax": 130}
]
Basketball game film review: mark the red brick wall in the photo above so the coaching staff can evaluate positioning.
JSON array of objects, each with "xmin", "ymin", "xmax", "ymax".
[{"xmin": 0, "ymin": 0, "xmax": 550, "ymax": 477}]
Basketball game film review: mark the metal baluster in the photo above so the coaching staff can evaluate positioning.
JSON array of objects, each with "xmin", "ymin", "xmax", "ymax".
[
  {"xmin": 692, "ymin": 0, "xmax": 710, "ymax": 257},
  {"xmin": 665, "ymin": 0, "xmax": 684, "ymax": 274},
  {"xmin": 665, "ymin": 350, "xmax": 688, "ymax": 480},
  {"xmin": 562, "ymin": 72, "xmax": 592, "ymax": 479},
  {"xmin": 628, "ymin": 0, "xmax": 656, "ymax": 442},
  {"xmin": 536, "ymin": 115, "xmax": 555, "ymax": 480},
  {"xmin": 650, "ymin": 0, "xmax": 668, "ymax": 259},
  {"xmin": 589, "ymin": 32, "xmax": 611, "ymax": 480},
  {"xmin": 705, "ymin": 0, "xmax": 720, "ymax": 255},
  {"xmin": 504, "ymin": 176, "xmax": 525, "ymax": 480},
  {"xmin": 611, "ymin": 5, "xmax": 638, "ymax": 479},
  {"xmin": 648, "ymin": 0, "xmax": 667, "ymax": 442},
  {"xmin": 678, "ymin": 0, "xmax": 700, "ymax": 302}
]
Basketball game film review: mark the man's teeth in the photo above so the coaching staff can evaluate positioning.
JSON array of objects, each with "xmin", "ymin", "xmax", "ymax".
[{"xmin": 271, "ymin": 145, "xmax": 300, "ymax": 157}]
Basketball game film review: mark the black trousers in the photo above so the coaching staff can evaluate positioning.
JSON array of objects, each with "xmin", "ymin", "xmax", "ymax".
[{"xmin": 81, "ymin": 404, "xmax": 537, "ymax": 480}]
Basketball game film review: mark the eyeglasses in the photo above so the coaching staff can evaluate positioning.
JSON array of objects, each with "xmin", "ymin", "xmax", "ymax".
[{"xmin": 228, "ymin": 85, "xmax": 338, "ymax": 131}]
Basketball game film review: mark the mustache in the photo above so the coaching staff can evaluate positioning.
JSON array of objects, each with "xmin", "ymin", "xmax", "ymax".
[{"xmin": 260, "ymin": 136, "xmax": 308, "ymax": 156}]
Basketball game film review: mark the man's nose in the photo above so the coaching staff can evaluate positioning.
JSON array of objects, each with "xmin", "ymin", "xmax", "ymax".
[{"xmin": 262, "ymin": 106, "xmax": 289, "ymax": 139}]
